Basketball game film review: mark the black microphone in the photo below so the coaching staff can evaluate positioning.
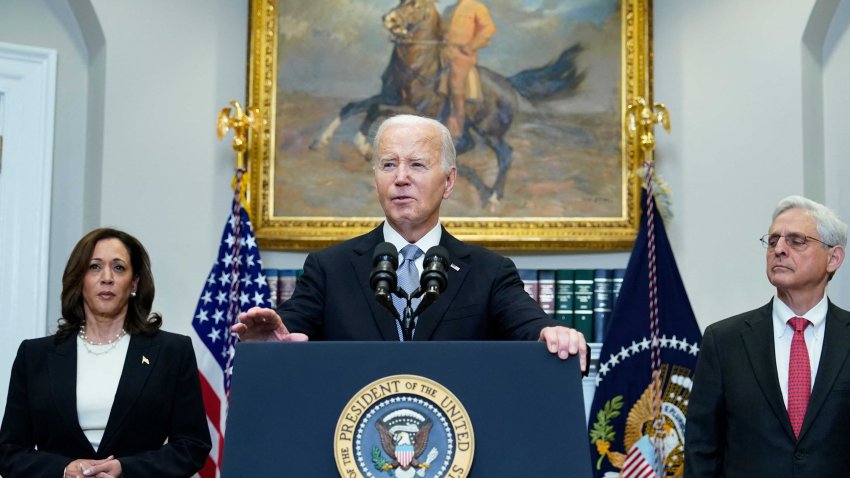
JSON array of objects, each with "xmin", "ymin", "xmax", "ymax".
[
  {"xmin": 420, "ymin": 246, "xmax": 449, "ymax": 294},
  {"xmin": 413, "ymin": 246, "xmax": 449, "ymax": 316},
  {"xmin": 370, "ymin": 242, "xmax": 399, "ymax": 316}
]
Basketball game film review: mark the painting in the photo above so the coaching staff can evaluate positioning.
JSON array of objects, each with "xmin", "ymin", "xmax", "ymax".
[{"xmin": 246, "ymin": 0, "xmax": 653, "ymax": 250}]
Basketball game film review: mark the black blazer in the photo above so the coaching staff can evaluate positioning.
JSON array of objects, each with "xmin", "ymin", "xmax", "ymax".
[
  {"xmin": 684, "ymin": 300, "xmax": 850, "ymax": 477},
  {"xmin": 0, "ymin": 330, "xmax": 211, "ymax": 478},
  {"xmin": 280, "ymin": 225, "xmax": 561, "ymax": 340}
]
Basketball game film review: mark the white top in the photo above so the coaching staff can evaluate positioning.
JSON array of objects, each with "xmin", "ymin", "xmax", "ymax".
[
  {"xmin": 76, "ymin": 333, "xmax": 130, "ymax": 451},
  {"xmin": 382, "ymin": 221, "xmax": 442, "ymax": 276},
  {"xmin": 772, "ymin": 295, "xmax": 827, "ymax": 408}
]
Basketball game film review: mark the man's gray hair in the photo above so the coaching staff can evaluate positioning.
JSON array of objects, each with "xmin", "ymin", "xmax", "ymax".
[
  {"xmin": 371, "ymin": 114, "xmax": 456, "ymax": 173},
  {"xmin": 773, "ymin": 195, "xmax": 848, "ymax": 248}
]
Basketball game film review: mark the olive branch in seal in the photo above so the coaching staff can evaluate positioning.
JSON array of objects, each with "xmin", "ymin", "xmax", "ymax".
[
  {"xmin": 589, "ymin": 395, "xmax": 624, "ymax": 469},
  {"xmin": 371, "ymin": 446, "xmax": 392, "ymax": 475}
]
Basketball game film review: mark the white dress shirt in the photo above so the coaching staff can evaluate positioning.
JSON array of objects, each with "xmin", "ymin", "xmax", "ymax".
[{"xmin": 382, "ymin": 221, "xmax": 442, "ymax": 277}]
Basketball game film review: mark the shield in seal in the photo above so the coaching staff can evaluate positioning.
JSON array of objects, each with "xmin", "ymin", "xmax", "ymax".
[{"xmin": 334, "ymin": 375, "xmax": 475, "ymax": 478}]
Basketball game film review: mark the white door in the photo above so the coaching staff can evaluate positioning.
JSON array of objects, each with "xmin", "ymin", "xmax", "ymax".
[{"xmin": 0, "ymin": 42, "xmax": 56, "ymax": 418}]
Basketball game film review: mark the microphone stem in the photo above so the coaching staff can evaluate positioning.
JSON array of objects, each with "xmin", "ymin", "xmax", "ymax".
[{"xmin": 402, "ymin": 304, "xmax": 414, "ymax": 341}]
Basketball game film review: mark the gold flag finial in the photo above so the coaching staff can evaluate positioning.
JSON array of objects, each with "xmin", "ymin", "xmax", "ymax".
[
  {"xmin": 216, "ymin": 100, "xmax": 259, "ymax": 171},
  {"xmin": 217, "ymin": 101, "xmax": 260, "ymax": 205},
  {"xmin": 625, "ymin": 96, "xmax": 671, "ymax": 156}
]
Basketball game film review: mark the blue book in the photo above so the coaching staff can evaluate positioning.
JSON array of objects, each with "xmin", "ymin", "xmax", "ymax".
[
  {"xmin": 278, "ymin": 269, "xmax": 298, "ymax": 305},
  {"xmin": 263, "ymin": 268, "xmax": 279, "ymax": 307},
  {"xmin": 518, "ymin": 269, "xmax": 539, "ymax": 304}
]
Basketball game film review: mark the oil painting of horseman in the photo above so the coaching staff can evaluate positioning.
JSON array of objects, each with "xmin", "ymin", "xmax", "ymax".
[{"xmin": 274, "ymin": 0, "xmax": 622, "ymax": 219}]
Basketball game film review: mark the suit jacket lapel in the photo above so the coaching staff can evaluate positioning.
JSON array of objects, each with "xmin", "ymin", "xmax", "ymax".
[
  {"xmin": 99, "ymin": 333, "xmax": 159, "ymax": 451},
  {"xmin": 740, "ymin": 302, "xmax": 796, "ymax": 440},
  {"xmin": 412, "ymin": 229, "xmax": 470, "ymax": 341},
  {"xmin": 798, "ymin": 301, "xmax": 850, "ymax": 440},
  {"xmin": 350, "ymin": 226, "xmax": 400, "ymax": 340},
  {"xmin": 48, "ymin": 336, "xmax": 95, "ymax": 454}
]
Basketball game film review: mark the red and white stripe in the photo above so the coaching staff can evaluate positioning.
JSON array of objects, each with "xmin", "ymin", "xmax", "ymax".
[
  {"xmin": 622, "ymin": 444, "xmax": 659, "ymax": 478},
  {"xmin": 191, "ymin": 333, "xmax": 227, "ymax": 478}
]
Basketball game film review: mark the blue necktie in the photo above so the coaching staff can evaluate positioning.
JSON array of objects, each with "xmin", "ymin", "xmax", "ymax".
[{"xmin": 392, "ymin": 244, "xmax": 423, "ymax": 341}]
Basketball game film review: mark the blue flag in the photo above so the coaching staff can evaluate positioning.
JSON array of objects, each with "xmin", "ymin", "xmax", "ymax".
[
  {"xmin": 588, "ymin": 192, "xmax": 702, "ymax": 478},
  {"xmin": 189, "ymin": 197, "xmax": 272, "ymax": 478}
]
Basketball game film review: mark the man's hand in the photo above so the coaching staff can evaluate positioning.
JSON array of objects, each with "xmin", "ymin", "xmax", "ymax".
[
  {"xmin": 538, "ymin": 326, "xmax": 587, "ymax": 372},
  {"xmin": 230, "ymin": 307, "xmax": 309, "ymax": 342}
]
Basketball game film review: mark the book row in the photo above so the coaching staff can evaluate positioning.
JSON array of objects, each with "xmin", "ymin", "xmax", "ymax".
[
  {"xmin": 519, "ymin": 269, "xmax": 626, "ymax": 344},
  {"xmin": 264, "ymin": 267, "xmax": 625, "ymax": 344},
  {"xmin": 263, "ymin": 269, "xmax": 304, "ymax": 309}
]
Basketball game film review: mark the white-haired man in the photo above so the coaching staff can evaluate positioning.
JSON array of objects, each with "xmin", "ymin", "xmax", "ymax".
[
  {"xmin": 686, "ymin": 195, "xmax": 850, "ymax": 477},
  {"xmin": 232, "ymin": 114, "xmax": 587, "ymax": 369}
]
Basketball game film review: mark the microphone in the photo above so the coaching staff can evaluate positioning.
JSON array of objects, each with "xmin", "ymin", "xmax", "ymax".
[
  {"xmin": 413, "ymin": 246, "xmax": 449, "ymax": 316},
  {"xmin": 420, "ymin": 246, "xmax": 449, "ymax": 294},
  {"xmin": 370, "ymin": 242, "xmax": 399, "ymax": 316}
]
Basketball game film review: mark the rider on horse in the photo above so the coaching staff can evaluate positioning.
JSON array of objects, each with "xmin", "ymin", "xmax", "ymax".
[{"xmin": 441, "ymin": 0, "xmax": 496, "ymax": 139}]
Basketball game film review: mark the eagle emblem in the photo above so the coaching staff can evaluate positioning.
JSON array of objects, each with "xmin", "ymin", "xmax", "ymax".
[
  {"xmin": 591, "ymin": 364, "xmax": 692, "ymax": 477},
  {"xmin": 334, "ymin": 375, "xmax": 473, "ymax": 478},
  {"xmin": 375, "ymin": 409, "xmax": 437, "ymax": 477}
]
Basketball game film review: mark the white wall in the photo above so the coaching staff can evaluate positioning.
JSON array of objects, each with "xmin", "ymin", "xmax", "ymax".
[
  {"xmin": 822, "ymin": 0, "xmax": 850, "ymax": 304},
  {"xmin": 654, "ymin": 0, "xmax": 850, "ymax": 328},
  {"xmin": 89, "ymin": 0, "xmax": 247, "ymax": 336},
  {"xmin": 0, "ymin": 0, "xmax": 848, "ymax": 340},
  {"xmin": 0, "ymin": 0, "xmax": 92, "ymax": 333},
  {"xmin": 0, "ymin": 0, "xmax": 247, "ymax": 338}
]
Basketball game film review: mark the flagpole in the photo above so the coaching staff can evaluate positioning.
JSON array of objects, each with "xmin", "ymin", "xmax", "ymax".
[
  {"xmin": 215, "ymin": 100, "xmax": 262, "ymax": 391},
  {"xmin": 625, "ymin": 96, "xmax": 670, "ymax": 476},
  {"xmin": 190, "ymin": 101, "xmax": 270, "ymax": 477}
]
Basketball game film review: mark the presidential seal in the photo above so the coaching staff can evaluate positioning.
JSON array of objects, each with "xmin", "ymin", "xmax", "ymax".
[{"xmin": 334, "ymin": 375, "xmax": 474, "ymax": 478}]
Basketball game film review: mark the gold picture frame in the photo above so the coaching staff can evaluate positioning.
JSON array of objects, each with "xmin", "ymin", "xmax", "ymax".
[{"xmin": 246, "ymin": 0, "xmax": 652, "ymax": 251}]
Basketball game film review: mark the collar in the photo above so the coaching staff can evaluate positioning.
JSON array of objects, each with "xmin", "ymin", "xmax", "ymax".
[
  {"xmin": 382, "ymin": 221, "xmax": 442, "ymax": 258},
  {"xmin": 772, "ymin": 294, "xmax": 828, "ymax": 338}
]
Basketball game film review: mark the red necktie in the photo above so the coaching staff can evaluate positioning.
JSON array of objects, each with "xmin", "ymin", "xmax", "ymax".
[{"xmin": 787, "ymin": 317, "xmax": 811, "ymax": 439}]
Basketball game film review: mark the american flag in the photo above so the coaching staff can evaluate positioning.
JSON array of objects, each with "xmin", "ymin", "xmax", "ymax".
[{"xmin": 190, "ymin": 196, "xmax": 271, "ymax": 478}]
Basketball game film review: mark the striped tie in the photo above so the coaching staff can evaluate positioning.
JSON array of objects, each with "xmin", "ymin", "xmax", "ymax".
[
  {"xmin": 787, "ymin": 316, "xmax": 811, "ymax": 439},
  {"xmin": 392, "ymin": 244, "xmax": 423, "ymax": 341}
]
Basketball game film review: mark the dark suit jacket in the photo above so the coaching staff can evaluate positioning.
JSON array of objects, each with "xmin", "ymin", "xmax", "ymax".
[
  {"xmin": 684, "ymin": 300, "xmax": 850, "ymax": 477},
  {"xmin": 280, "ymin": 225, "xmax": 561, "ymax": 340},
  {"xmin": 0, "ymin": 330, "xmax": 211, "ymax": 478}
]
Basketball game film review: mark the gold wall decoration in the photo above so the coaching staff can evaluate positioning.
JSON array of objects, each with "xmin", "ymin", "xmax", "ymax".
[{"xmin": 246, "ymin": 0, "xmax": 654, "ymax": 251}]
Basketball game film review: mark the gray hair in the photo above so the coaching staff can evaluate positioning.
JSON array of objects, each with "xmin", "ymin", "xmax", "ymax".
[
  {"xmin": 772, "ymin": 195, "xmax": 848, "ymax": 248},
  {"xmin": 371, "ymin": 114, "xmax": 456, "ymax": 173}
]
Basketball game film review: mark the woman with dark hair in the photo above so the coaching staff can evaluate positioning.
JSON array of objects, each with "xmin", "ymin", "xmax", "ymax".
[{"xmin": 0, "ymin": 228, "xmax": 211, "ymax": 478}]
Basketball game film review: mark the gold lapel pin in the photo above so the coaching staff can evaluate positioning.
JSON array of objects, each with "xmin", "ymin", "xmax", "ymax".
[{"xmin": 142, "ymin": 356, "xmax": 150, "ymax": 365}]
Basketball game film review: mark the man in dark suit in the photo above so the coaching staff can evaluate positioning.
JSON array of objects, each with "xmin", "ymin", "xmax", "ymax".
[
  {"xmin": 684, "ymin": 195, "xmax": 849, "ymax": 477},
  {"xmin": 232, "ymin": 114, "xmax": 586, "ymax": 369}
]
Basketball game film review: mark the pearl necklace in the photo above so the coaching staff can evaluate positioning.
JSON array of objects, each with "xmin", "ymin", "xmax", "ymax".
[{"xmin": 78, "ymin": 325, "xmax": 127, "ymax": 356}]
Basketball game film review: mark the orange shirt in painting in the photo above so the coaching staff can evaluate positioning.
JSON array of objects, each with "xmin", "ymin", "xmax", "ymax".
[{"xmin": 443, "ymin": 0, "xmax": 496, "ymax": 60}]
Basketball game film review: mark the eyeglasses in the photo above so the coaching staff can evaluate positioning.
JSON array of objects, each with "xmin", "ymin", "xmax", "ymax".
[{"xmin": 760, "ymin": 233, "xmax": 834, "ymax": 251}]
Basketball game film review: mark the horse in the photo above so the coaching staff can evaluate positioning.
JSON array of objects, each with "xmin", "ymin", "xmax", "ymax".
[{"xmin": 309, "ymin": 0, "xmax": 584, "ymax": 207}]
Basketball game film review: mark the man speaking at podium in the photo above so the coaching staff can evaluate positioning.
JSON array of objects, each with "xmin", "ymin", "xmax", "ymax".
[{"xmin": 232, "ymin": 114, "xmax": 586, "ymax": 370}]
